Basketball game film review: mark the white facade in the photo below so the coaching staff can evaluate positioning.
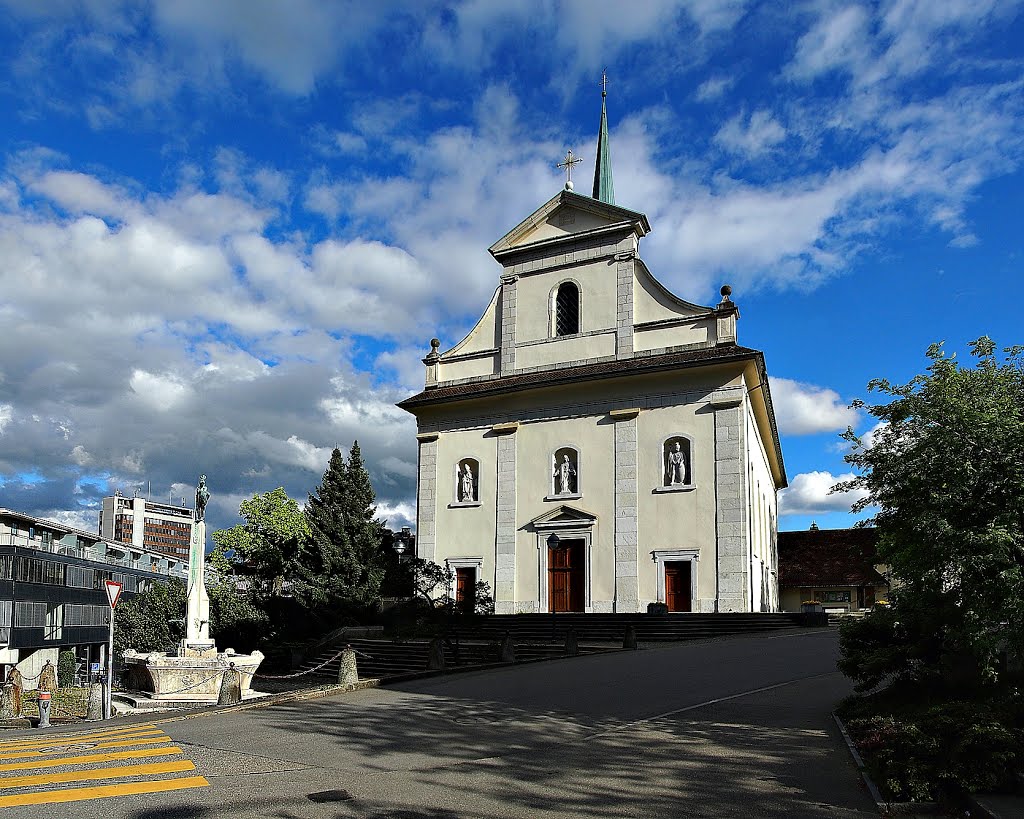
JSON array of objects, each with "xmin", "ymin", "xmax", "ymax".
[{"xmin": 399, "ymin": 188, "xmax": 787, "ymax": 614}]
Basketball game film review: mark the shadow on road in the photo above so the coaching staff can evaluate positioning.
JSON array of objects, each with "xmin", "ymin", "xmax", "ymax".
[{"xmin": 128, "ymin": 633, "xmax": 872, "ymax": 818}]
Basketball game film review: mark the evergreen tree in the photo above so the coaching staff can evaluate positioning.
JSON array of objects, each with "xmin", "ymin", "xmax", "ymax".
[
  {"xmin": 302, "ymin": 447, "xmax": 354, "ymax": 604},
  {"xmin": 341, "ymin": 441, "xmax": 388, "ymax": 602}
]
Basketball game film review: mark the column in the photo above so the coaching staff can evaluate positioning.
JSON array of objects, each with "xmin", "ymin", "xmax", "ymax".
[
  {"xmin": 415, "ymin": 433, "xmax": 438, "ymax": 564},
  {"xmin": 493, "ymin": 424, "xmax": 518, "ymax": 613},
  {"xmin": 612, "ymin": 408, "xmax": 639, "ymax": 611},
  {"xmin": 499, "ymin": 276, "xmax": 517, "ymax": 374},
  {"xmin": 614, "ymin": 247, "xmax": 635, "ymax": 359},
  {"xmin": 713, "ymin": 397, "xmax": 749, "ymax": 611}
]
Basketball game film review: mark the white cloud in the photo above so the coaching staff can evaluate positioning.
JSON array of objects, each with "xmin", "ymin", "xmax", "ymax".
[
  {"xmin": 129, "ymin": 370, "xmax": 192, "ymax": 412},
  {"xmin": 69, "ymin": 445, "xmax": 92, "ymax": 466},
  {"xmin": 778, "ymin": 470, "xmax": 870, "ymax": 516},
  {"xmin": 375, "ymin": 500, "xmax": 415, "ymax": 531},
  {"xmin": 770, "ymin": 377, "xmax": 860, "ymax": 435},
  {"xmin": 0, "ymin": 404, "xmax": 11, "ymax": 434},
  {"xmin": 715, "ymin": 109, "xmax": 787, "ymax": 156},
  {"xmin": 696, "ymin": 75, "xmax": 735, "ymax": 101}
]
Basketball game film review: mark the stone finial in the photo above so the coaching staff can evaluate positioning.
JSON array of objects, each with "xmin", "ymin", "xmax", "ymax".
[{"xmin": 719, "ymin": 284, "xmax": 733, "ymax": 303}]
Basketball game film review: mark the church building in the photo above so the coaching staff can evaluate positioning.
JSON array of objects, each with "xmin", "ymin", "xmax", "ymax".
[{"xmin": 398, "ymin": 87, "xmax": 787, "ymax": 614}]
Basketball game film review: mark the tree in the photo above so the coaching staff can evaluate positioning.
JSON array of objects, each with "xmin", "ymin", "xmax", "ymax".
[
  {"xmin": 302, "ymin": 447, "xmax": 352, "ymax": 606},
  {"xmin": 303, "ymin": 441, "xmax": 389, "ymax": 605},
  {"xmin": 212, "ymin": 487, "xmax": 310, "ymax": 598},
  {"xmin": 113, "ymin": 578, "xmax": 187, "ymax": 658},
  {"xmin": 836, "ymin": 338, "xmax": 1024, "ymax": 691},
  {"xmin": 340, "ymin": 441, "xmax": 388, "ymax": 602}
]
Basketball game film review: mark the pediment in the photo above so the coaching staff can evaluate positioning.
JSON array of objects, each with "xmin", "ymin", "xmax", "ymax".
[
  {"xmin": 489, "ymin": 190, "xmax": 650, "ymax": 258},
  {"xmin": 528, "ymin": 504, "xmax": 598, "ymax": 530}
]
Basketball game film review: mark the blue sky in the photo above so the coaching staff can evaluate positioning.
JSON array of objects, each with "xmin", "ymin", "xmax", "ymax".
[{"xmin": 0, "ymin": 0, "xmax": 1022, "ymax": 537}]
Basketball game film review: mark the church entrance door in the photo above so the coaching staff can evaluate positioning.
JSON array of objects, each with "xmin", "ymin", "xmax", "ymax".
[
  {"xmin": 455, "ymin": 567, "xmax": 475, "ymax": 615},
  {"xmin": 665, "ymin": 561, "xmax": 692, "ymax": 612},
  {"xmin": 549, "ymin": 539, "xmax": 585, "ymax": 612}
]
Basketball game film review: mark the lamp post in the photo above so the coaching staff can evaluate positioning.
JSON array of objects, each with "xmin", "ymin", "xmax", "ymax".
[{"xmin": 392, "ymin": 527, "xmax": 414, "ymax": 641}]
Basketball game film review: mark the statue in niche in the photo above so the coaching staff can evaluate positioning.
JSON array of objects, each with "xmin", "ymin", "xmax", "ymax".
[
  {"xmin": 555, "ymin": 453, "xmax": 577, "ymax": 495},
  {"xmin": 666, "ymin": 440, "xmax": 688, "ymax": 486},
  {"xmin": 460, "ymin": 462, "xmax": 476, "ymax": 502}
]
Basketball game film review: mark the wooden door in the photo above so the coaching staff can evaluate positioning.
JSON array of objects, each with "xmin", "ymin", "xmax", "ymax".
[
  {"xmin": 549, "ymin": 540, "xmax": 585, "ymax": 612},
  {"xmin": 455, "ymin": 567, "xmax": 475, "ymax": 614},
  {"xmin": 664, "ymin": 561, "xmax": 692, "ymax": 612}
]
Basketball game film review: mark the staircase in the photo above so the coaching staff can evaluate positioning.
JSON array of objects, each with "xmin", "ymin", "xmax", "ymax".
[
  {"xmin": 464, "ymin": 612, "xmax": 805, "ymax": 643},
  {"xmin": 293, "ymin": 612, "xmax": 807, "ymax": 683},
  {"xmin": 295, "ymin": 637, "xmax": 606, "ymax": 682}
]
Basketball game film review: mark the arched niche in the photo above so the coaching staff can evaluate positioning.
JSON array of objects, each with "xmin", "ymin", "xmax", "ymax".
[
  {"xmin": 655, "ymin": 435, "xmax": 695, "ymax": 493},
  {"xmin": 548, "ymin": 446, "xmax": 581, "ymax": 499},
  {"xmin": 452, "ymin": 457, "xmax": 481, "ymax": 507}
]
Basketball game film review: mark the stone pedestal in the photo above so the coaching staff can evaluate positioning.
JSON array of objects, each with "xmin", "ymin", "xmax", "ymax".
[{"xmin": 122, "ymin": 648, "xmax": 264, "ymax": 702}]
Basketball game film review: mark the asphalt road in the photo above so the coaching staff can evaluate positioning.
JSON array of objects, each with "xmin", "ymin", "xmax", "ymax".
[{"xmin": 0, "ymin": 629, "xmax": 876, "ymax": 818}]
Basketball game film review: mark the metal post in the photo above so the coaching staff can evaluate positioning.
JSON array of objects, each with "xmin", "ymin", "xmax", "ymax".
[{"xmin": 105, "ymin": 611, "xmax": 114, "ymax": 720}]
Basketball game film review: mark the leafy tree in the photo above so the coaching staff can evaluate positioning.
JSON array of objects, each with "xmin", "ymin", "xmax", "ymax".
[
  {"xmin": 113, "ymin": 578, "xmax": 186, "ymax": 658},
  {"xmin": 837, "ymin": 338, "xmax": 1024, "ymax": 691},
  {"xmin": 212, "ymin": 487, "xmax": 310, "ymax": 598},
  {"xmin": 208, "ymin": 581, "xmax": 270, "ymax": 653}
]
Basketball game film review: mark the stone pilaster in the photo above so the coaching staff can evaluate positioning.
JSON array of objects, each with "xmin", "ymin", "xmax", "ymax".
[
  {"xmin": 415, "ymin": 433, "xmax": 438, "ymax": 564},
  {"xmin": 614, "ymin": 250, "xmax": 635, "ymax": 359},
  {"xmin": 499, "ymin": 276, "xmax": 517, "ymax": 373},
  {"xmin": 493, "ymin": 424, "xmax": 518, "ymax": 613},
  {"xmin": 612, "ymin": 408, "xmax": 640, "ymax": 611},
  {"xmin": 713, "ymin": 398, "xmax": 749, "ymax": 611}
]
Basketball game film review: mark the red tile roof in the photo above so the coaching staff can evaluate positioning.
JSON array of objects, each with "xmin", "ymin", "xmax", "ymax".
[{"xmin": 778, "ymin": 527, "xmax": 887, "ymax": 588}]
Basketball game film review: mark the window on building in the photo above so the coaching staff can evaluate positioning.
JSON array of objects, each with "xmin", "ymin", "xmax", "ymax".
[
  {"xmin": 554, "ymin": 282, "xmax": 580, "ymax": 336},
  {"xmin": 45, "ymin": 603, "xmax": 63, "ymax": 640}
]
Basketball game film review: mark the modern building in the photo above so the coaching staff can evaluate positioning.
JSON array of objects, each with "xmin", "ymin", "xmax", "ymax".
[
  {"xmin": 0, "ymin": 507, "xmax": 188, "ymax": 687},
  {"xmin": 99, "ymin": 491, "xmax": 194, "ymax": 560},
  {"xmin": 778, "ymin": 525, "xmax": 888, "ymax": 615},
  {"xmin": 399, "ymin": 88, "xmax": 787, "ymax": 615}
]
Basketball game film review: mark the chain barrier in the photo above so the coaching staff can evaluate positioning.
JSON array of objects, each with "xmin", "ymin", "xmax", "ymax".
[{"xmin": 253, "ymin": 645, "xmax": 373, "ymax": 680}]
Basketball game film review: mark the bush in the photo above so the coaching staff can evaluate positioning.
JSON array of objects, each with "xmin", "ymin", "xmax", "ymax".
[
  {"xmin": 845, "ymin": 696, "xmax": 1024, "ymax": 801},
  {"xmin": 57, "ymin": 650, "xmax": 77, "ymax": 688}
]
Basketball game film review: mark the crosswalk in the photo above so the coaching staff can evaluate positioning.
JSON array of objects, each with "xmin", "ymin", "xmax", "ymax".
[{"xmin": 0, "ymin": 722, "xmax": 208, "ymax": 808}]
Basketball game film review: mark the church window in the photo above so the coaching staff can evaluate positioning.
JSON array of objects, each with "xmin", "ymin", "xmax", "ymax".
[{"xmin": 554, "ymin": 282, "xmax": 580, "ymax": 336}]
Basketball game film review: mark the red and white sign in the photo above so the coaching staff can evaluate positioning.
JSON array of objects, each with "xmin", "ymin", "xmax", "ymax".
[{"xmin": 104, "ymin": 580, "xmax": 123, "ymax": 609}]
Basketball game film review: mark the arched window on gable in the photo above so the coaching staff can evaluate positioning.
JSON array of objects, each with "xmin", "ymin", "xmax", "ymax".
[{"xmin": 554, "ymin": 281, "xmax": 580, "ymax": 336}]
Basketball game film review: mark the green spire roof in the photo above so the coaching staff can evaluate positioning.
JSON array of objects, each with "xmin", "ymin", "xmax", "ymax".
[{"xmin": 592, "ymin": 82, "xmax": 615, "ymax": 205}]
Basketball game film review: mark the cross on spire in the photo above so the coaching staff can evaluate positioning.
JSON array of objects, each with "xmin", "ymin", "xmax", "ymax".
[
  {"xmin": 557, "ymin": 148, "xmax": 583, "ymax": 190},
  {"xmin": 601, "ymin": 69, "xmax": 608, "ymax": 97}
]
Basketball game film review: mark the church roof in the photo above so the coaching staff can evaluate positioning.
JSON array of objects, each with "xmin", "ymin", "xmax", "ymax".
[
  {"xmin": 592, "ymin": 86, "xmax": 614, "ymax": 204},
  {"xmin": 778, "ymin": 527, "xmax": 887, "ymax": 588},
  {"xmin": 488, "ymin": 189, "xmax": 649, "ymax": 259}
]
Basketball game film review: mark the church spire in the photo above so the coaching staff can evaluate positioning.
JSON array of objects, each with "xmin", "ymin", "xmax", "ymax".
[{"xmin": 592, "ymin": 71, "xmax": 615, "ymax": 205}]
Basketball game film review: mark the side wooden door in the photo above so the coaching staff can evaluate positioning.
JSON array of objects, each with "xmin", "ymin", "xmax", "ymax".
[{"xmin": 665, "ymin": 561, "xmax": 692, "ymax": 612}]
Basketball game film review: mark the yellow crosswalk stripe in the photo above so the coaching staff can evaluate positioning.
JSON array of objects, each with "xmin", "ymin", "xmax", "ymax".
[
  {"xmin": 0, "ymin": 734, "xmax": 170, "ymax": 761},
  {"xmin": 0, "ymin": 723, "xmax": 158, "ymax": 746},
  {"xmin": 0, "ymin": 775, "xmax": 209, "ymax": 807},
  {"xmin": 0, "ymin": 727, "xmax": 163, "ymax": 751},
  {"xmin": 0, "ymin": 746, "xmax": 182, "ymax": 772},
  {"xmin": 0, "ymin": 759, "xmax": 196, "ymax": 789}
]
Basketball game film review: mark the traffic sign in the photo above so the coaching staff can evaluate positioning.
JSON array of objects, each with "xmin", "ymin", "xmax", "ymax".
[{"xmin": 104, "ymin": 580, "xmax": 123, "ymax": 609}]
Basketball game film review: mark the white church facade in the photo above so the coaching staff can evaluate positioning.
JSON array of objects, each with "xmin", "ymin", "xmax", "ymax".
[{"xmin": 399, "ymin": 90, "xmax": 787, "ymax": 615}]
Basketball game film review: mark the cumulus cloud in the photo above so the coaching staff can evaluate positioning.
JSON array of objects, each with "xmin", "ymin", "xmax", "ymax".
[
  {"xmin": 770, "ymin": 377, "xmax": 860, "ymax": 435},
  {"xmin": 778, "ymin": 470, "xmax": 870, "ymax": 516}
]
